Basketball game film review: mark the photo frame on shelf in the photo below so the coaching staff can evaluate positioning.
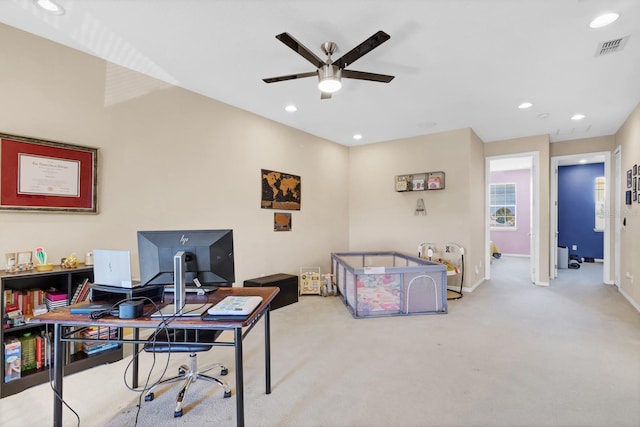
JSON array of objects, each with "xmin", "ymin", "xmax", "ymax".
[
  {"xmin": 16, "ymin": 251, "xmax": 32, "ymax": 265},
  {"xmin": 5, "ymin": 253, "xmax": 16, "ymax": 268},
  {"xmin": 426, "ymin": 171, "xmax": 445, "ymax": 189},
  {"xmin": 0, "ymin": 133, "xmax": 98, "ymax": 213}
]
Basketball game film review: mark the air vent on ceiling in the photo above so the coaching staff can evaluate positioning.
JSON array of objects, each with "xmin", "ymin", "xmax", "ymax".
[
  {"xmin": 595, "ymin": 35, "xmax": 629, "ymax": 57},
  {"xmin": 555, "ymin": 125, "xmax": 592, "ymax": 136}
]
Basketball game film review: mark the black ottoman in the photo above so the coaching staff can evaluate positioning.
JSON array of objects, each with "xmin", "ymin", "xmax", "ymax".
[{"xmin": 243, "ymin": 273, "xmax": 298, "ymax": 310}]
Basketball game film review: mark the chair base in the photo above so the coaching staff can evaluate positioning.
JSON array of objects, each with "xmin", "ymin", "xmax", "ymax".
[{"xmin": 144, "ymin": 353, "xmax": 231, "ymax": 417}]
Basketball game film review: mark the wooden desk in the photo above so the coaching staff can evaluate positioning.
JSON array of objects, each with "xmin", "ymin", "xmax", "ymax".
[{"xmin": 29, "ymin": 286, "xmax": 279, "ymax": 427}]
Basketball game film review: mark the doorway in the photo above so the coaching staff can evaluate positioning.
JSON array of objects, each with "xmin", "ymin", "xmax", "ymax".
[
  {"xmin": 550, "ymin": 152, "xmax": 611, "ymax": 284},
  {"xmin": 485, "ymin": 153, "xmax": 539, "ymax": 284}
]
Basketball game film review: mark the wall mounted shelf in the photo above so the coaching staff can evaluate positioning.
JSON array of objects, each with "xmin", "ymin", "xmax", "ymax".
[{"xmin": 395, "ymin": 171, "xmax": 445, "ymax": 192}]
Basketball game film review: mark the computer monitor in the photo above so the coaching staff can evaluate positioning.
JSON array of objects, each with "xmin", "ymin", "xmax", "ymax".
[{"xmin": 137, "ymin": 229, "xmax": 235, "ymax": 313}]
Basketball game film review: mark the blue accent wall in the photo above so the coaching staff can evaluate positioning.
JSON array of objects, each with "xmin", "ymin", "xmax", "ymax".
[{"xmin": 557, "ymin": 163, "xmax": 604, "ymax": 259}]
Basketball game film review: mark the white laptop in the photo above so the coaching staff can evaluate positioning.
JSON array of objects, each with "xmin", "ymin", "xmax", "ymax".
[{"xmin": 93, "ymin": 249, "xmax": 139, "ymax": 288}]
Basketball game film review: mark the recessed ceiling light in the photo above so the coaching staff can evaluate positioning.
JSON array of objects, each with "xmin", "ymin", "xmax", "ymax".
[
  {"xmin": 589, "ymin": 12, "xmax": 619, "ymax": 29},
  {"xmin": 537, "ymin": 113, "xmax": 550, "ymax": 119},
  {"xmin": 571, "ymin": 113, "xmax": 586, "ymax": 121},
  {"xmin": 353, "ymin": 134, "xmax": 363, "ymax": 140},
  {"xmin": 518, "ymin": 102, "xmax": 533, "ymax": 109},
  {"xmin": 284, "ymin": 104, "xmax": 297, "ymax": 113},
  {"xmin": 34, "ymin": 0, "xmax": 65, "ymax": 15}
]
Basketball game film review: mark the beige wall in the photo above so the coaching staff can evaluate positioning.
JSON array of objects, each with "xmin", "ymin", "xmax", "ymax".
[
  {"xmin": 0, "ymin": 24, "xmax": 349, "ymax": 283},
  {"xmin": 616, "ymin": 102, "xmax": 640, "ymax": 308},
  {"xmin": 550, "ymin": 135, "xmax": 616, "ymax": 157},
  {"xmin": 347, "ymin": 128, "xmax": 486, "ymax": 287}
]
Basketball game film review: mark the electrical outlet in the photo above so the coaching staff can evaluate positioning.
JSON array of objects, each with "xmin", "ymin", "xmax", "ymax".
[{"xmin": 572, "ymin": 245, "xmax": 577, "ymax": 250}]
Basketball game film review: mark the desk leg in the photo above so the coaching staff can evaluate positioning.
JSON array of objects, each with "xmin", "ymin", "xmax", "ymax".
[
  {"xmin": 265, "ymin": 306, "xmax": 271, "ymax": 394},
  {"xmin": 132, "ymin": 328, "xmax": 139, "ymax": 388},
  {"xmin": 234, "ymin": 328, "xmax": 244, "ymax": 427},
  {"xmin": 53, "ymin": 324, "xmax": 64, "ymax": 427}
]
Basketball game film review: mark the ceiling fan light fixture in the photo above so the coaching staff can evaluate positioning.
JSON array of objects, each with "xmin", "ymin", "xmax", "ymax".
[{"xmin": 318, "ymin": 65, "xmax": 342, "ymax": 93}]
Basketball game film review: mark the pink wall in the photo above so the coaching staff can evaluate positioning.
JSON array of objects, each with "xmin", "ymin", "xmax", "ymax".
[{"xmin": 490, "ymin": 168, "xmax": 531, "ymax": 255}]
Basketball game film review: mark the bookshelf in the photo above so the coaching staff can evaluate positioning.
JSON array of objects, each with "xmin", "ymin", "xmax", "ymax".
[{"xmin": 1, "ymin": 265, "xmax": 123, "ymax": 398}]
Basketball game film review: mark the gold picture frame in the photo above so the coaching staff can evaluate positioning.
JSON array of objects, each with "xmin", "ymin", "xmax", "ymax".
[{"xmin": 0, "ymin": 132, "xmax": 98, "ymax": 213}]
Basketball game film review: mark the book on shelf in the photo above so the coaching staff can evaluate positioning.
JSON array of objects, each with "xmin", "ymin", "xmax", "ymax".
[
  {"xmin": 44, "ymin": 290, "xmax": 69, "ymax": 311},
  {"xmin": 45, "ymin": 290, "xmax": 68, "ymax": 302},
  {"xmin": 35, "ymin": 334, "xmax": 44, "ymax": 369},
  {"xmin": 70, "ymin": 278, "xmax": 91, "ymax": 305},
  {"xmin": 83, "ymin": 341, "xmax": 119, "ymax": 355},
  {"xmin": 80, "ymin": 326, "xmax": 118, "ymax": 340},
  {"xmin": 4, "ymin": 289, "xmax": 46, "ymax": 317}
]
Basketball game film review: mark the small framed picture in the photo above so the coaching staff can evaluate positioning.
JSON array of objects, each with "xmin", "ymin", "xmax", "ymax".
[
  {"xmin": 17, "ymin": 251, "xmax": 33, "ymax": 265},
  {"xmin": 412, "ymin": 179, "xmax": 424, "ymax": 191},
  {"xmin": 628, "ymin": 170, "xmax": 633, "ymax": 188},
  {"xmin": 274, "ymin": 212, "xmax": 291, "ymax": 231},
  {"xmin": 634, "ymin": 191, "xmax": 638, "ymax": 202},
  {"xmin": 634, "ymin": 165, "xmax": 638, "ymax": 176},
  {"xmin": 5, "ymin": 253, "xmax": 16, "ymax": 268}
]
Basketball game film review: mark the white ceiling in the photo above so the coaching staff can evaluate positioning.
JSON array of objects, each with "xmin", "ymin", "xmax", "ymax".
[{"xmin": 1, "ymin": 0, "xmax": 639, "ymax": 147}]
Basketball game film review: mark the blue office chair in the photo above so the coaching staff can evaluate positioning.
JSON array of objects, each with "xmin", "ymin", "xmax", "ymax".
[{"xmin": 143, "ymin": 328, "xmax": 231, "ymax": 417}]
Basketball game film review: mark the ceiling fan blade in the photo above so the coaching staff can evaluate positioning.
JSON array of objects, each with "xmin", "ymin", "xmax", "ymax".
[
  {"xmin": 320, "ymin": 91, "xmax": 332, "ymax": 100},
  {"xmin": 275, "ymin": 33, "xmax": 325, "ymax": 68},
  {"xmin": 333, "ymin": 30, "xmax": 390, "ymax": 69},
  {"xmin": 342, "ymin": 69, "xmax": 395, "ymax": 83},
  {"xmin": 263, "ymin": 71, "xmax": 317, "ymax": 83}
]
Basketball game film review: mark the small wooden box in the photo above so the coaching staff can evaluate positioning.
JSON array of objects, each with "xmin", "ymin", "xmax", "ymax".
[{"xmin": 243, "ymin": 273, "xmax": 298, "ymax": 310}]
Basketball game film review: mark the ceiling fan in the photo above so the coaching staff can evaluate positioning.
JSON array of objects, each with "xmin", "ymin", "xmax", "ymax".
[{"xmin": 263, "ymin": 30, "xmax": 394, "ymax": 99}]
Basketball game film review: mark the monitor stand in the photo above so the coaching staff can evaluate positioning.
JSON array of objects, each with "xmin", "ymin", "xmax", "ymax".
[{"xmin": 173, "ymin": 251, "xmax": 187, "ymax": 316}]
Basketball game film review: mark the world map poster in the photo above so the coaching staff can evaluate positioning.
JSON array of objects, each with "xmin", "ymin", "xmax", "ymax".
[{"xmin": 261, "ymin": 169, "xmax": 301, "ymax": 210}]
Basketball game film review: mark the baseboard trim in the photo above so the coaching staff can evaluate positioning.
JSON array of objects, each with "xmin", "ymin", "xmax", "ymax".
[
  {"xmin": 619, "ymin": 286, "xmax": 640, "ymax": 313},
  {"xmin": 458, "ymin": 278, "xmax": 484, "ymax": 293}
]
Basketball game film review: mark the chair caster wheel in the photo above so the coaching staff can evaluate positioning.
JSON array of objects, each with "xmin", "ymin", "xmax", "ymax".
[
  {"xmin": 224, "ymin": 390, "xmax": 232, "ymax": 398},
  {"xmin": 174, "ymin": 409, "xmax": 183, "ymax": 418},
  {"xmin": 221, "ymin": 367, "xmax": 228, "ymax": 376},
  {"xmin": 178, "ymin": 366, "xmax": 187, "ymax": 375},
  {"xmin": 144, "ymin": 393, "xmax": 154, "ymax": 402}
]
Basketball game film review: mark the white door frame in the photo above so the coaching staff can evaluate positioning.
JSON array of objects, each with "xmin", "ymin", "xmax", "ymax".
[
  {"xmin": 485, "ymin": 152, "xmax": 540, "ymax": 284},
  {"xmin": 550, "ymin": 152, "xmax": 612, "ymax": 284},
  {"xmin": 614, "ymin": 146, "xmax": 621, "ymax": 288}
]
